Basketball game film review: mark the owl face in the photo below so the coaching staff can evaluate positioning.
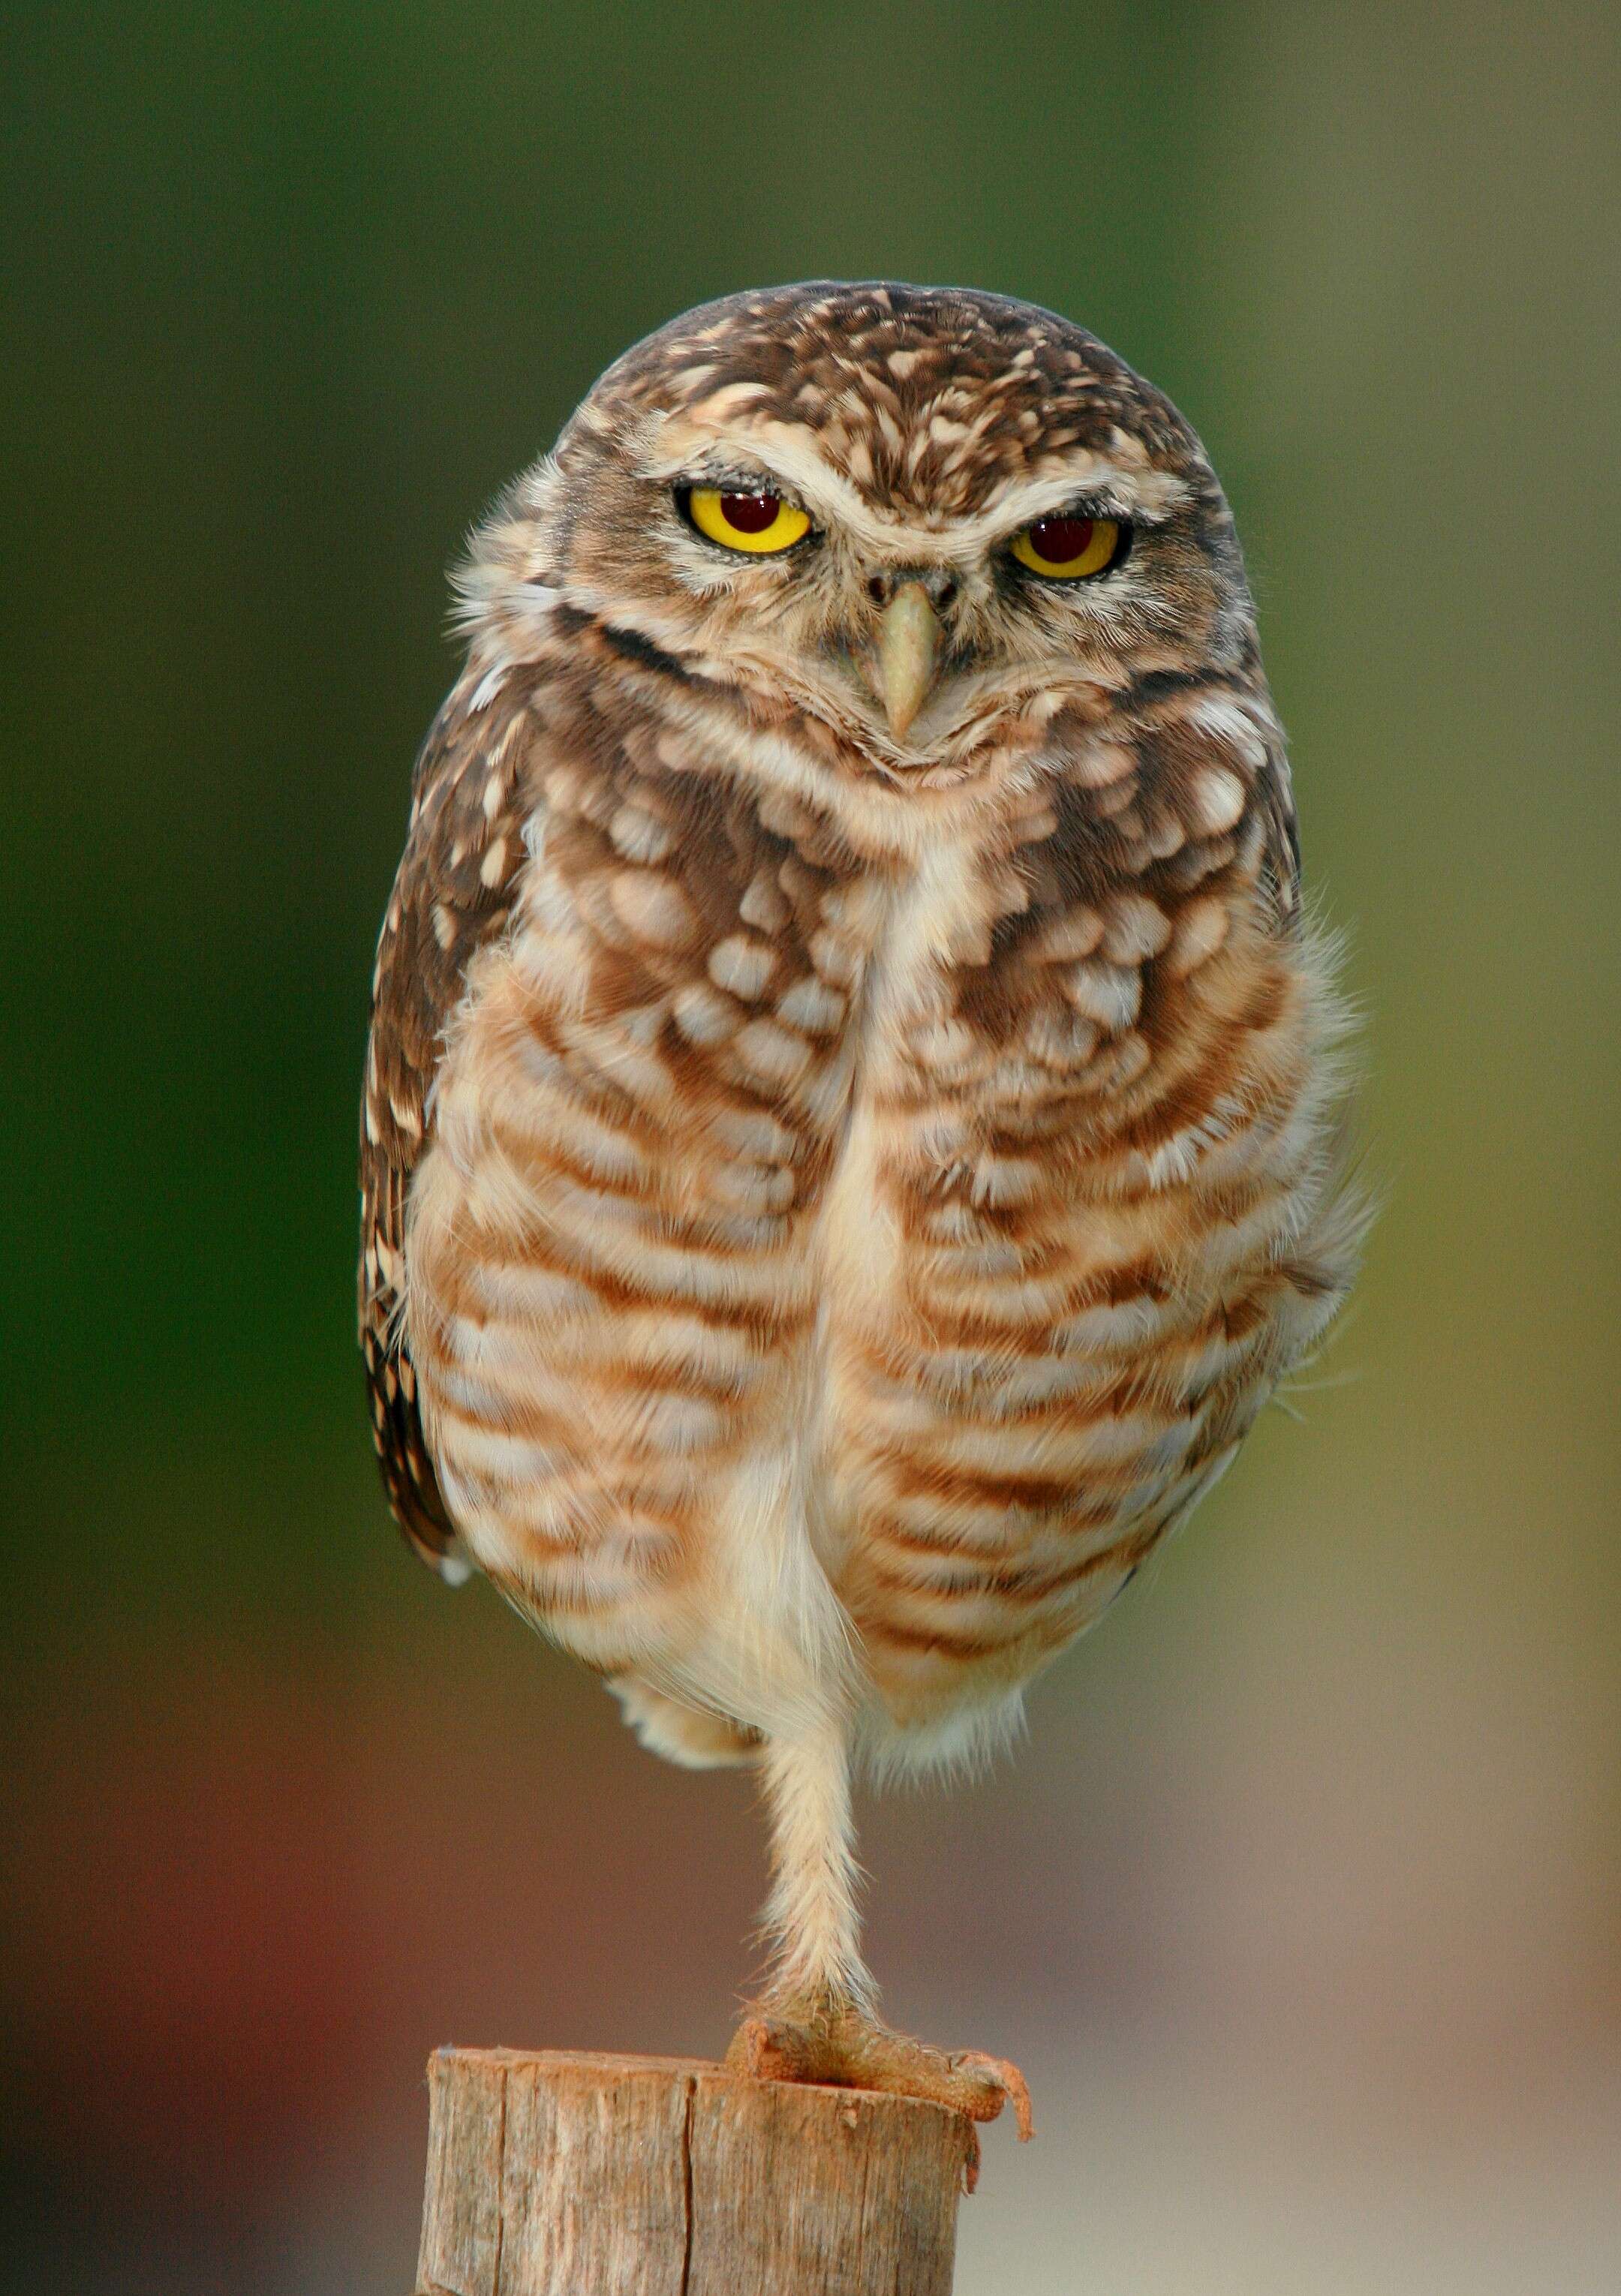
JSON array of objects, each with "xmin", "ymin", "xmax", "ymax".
[{"xmin": 493, "ymin": 284, "xmax": 1256, "ymax": 769}]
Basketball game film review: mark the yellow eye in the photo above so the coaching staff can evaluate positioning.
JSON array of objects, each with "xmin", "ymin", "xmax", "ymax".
[
  {"xmin": 685, "ymin": 485, "xmax": 811, "ymax": 555},
  {"xmin": 1010, "ymin": 513, "xmax": 1124, "ymax": 580}
]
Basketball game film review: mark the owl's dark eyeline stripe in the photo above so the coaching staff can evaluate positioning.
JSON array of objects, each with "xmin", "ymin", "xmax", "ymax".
[{"xmin": 598, "ymin": 621, "xmax": 696, "ymax": 682}]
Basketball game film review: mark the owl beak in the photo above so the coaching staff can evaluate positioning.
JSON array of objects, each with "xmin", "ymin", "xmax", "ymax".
[{"xmin": 874, "ymin": 582, "xmax": 942, "ymax": 737}]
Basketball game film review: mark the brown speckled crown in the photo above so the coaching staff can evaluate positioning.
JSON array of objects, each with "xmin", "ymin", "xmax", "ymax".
[{"xmin": 568, "ymin": 280, "xmax": 1213, "ymax": 518}]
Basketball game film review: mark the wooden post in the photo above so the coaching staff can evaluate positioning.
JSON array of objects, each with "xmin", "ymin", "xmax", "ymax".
[{"xmin": 414, "ymin": 2046, "xmax": 973, "ymax": 2295}]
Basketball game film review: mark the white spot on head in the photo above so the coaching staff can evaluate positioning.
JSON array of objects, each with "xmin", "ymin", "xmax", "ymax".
[{"xmin": 690, "ymin": 380, "xmax": 773, "ymax": 422}]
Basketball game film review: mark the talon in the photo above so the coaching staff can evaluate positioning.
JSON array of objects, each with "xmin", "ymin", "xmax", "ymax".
[
  {"xmin": 728, "ymin": 2018, "xmax": 765, "ymax": 2077},
  {"xmin": 726, "ymin": 2004, "xmax": 1034, "ymax": 2164},
  {"xmin": 951, "ymin": 2050, "xmax": 1035, "ymax": 2140},
  {"xmin": 726, "ymin": 2014, "xmax": 792, "ymax": 2081}
]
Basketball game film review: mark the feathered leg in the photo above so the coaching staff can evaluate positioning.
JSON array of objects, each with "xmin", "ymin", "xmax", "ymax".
[{"xmin": 726, "ymin": 1722, "xmax": 1033, "ymax": 2159}]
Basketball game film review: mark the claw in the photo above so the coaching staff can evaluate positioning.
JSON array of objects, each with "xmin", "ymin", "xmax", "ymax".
[
  {"xmin": 726, "ymin": 2014, "xmax": 807, "ymax": 2084},
  {"xmin": 950, "ymin": 2050, "xmax": 1035, "ymax": 2141},
  {"xmin": 726, "ymin": 2003, "xmax": 1034, "ymax": 2165}
]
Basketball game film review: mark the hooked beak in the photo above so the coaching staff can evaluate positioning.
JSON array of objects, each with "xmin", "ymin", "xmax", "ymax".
[{"xmin": 873, "ymin": 582, "xmax": 942, "ymax": 737}]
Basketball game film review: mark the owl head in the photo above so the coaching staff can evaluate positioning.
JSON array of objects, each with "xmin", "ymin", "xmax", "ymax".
[{"xmin": 462, "ymin": 283, "xmax": 1259, "ymax": 774}]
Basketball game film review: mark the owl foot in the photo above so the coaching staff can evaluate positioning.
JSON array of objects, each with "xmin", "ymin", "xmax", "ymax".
[{"xmin": 725, "ymin": 2004, "xmax": 1033, "ymax": 2186}]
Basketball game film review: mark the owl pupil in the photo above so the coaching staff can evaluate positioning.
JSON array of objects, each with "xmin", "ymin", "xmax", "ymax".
[
  {"xmin": 721, "ymin": 491, "xmax": 780, "ymax": 533},
  {"xmin": 1030, "ymin": 515, "xmax": 1092, "ymax": 563}
]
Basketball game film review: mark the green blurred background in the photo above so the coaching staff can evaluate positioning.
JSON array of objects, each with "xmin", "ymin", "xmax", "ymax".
[{"xmin": 5, "ymin": 5, "xmax": 1617, "ymax": 2289}]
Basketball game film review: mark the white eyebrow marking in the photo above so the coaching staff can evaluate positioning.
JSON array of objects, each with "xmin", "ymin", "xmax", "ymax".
[{"xmin": 643, "ymin": 409, "xmax": 1189, "ymax": 559}]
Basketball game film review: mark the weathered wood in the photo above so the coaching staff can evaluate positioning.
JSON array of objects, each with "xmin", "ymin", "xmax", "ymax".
[{"xmin": 415, "ymin": 2045, "xmax": 972, "ymax": 2296}]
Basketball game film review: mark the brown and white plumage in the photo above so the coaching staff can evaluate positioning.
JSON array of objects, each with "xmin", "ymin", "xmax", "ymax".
[{"xmin": 359, "ymin": 282, "xmax": 1361, "ymax": 2128}]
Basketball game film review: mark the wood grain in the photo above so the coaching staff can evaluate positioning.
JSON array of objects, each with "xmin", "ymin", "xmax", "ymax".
[{"xmin": 414, "ymin": 2047, "xmax": 971, "ymax": 2295}]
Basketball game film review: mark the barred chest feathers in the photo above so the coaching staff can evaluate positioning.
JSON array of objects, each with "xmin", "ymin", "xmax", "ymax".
[{"xmin": 401, "ymin": 641, "xmax": 1355, "ymax": 1769}]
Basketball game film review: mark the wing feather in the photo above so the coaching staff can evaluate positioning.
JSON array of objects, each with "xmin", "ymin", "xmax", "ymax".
[
  {"xmin": 358, "ymin": 669, "xmax": 537, "ymax": 1573},
  {"xmin": 1257, "ymin": 739, "xmax": 1303, "ymax": 922}
]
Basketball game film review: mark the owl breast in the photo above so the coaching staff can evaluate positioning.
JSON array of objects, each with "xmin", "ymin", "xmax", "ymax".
[{"xmin": 404, "ymin": 699, "xmax": 1353, "ymax": 1745}]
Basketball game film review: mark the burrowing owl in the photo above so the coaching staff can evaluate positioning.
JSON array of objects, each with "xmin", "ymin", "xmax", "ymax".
[{"xmin": 359, "ymin": 282, "xmax": 1361, "ymax": 2136}]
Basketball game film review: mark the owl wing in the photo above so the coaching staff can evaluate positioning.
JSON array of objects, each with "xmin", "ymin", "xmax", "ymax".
[
  {"xmin": 358, "ymin": 667, "xmax": 535, "ymax": 1574},
  {"xmin": 1256, "ymin": 737, "xmax": 1302, "ymax": 921}
]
